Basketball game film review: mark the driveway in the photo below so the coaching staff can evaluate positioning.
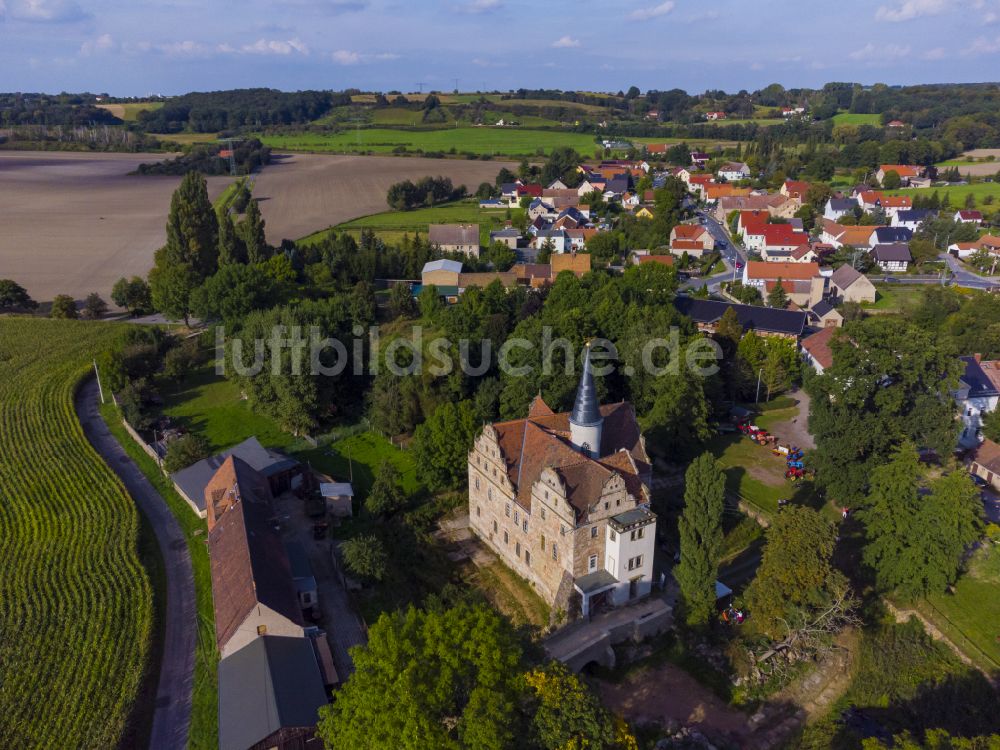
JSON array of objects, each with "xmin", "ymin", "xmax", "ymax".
[
  {"xmin": 76, "ymin": 378, "xmax": 196, "ymax": 750},
  {"xmin": 271, "ymin": 493, "xmax": 367, "ymax": 680}
]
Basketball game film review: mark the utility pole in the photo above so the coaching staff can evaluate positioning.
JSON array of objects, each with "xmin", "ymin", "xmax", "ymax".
[
  {"xmin": 755, "ymin": 367, "xmax": 764, "ymax": 404},
  {"xmin": 93, "ymin": 359, "xmax": 105, "ymax": 404},
  {"xmin": 416, "ymin": 82, "xmax": 426, "ymax": 94}
]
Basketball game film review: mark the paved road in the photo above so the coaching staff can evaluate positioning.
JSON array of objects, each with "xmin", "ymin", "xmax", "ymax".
[{"xmin": 76, "ymin": 379, "xmax": 196, "ymax": 750}]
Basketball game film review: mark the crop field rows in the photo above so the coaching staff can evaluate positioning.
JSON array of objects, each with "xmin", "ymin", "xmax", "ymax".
[{"xmin": 0, "ymin": 318, "xmax": 152, "ymax": 749}]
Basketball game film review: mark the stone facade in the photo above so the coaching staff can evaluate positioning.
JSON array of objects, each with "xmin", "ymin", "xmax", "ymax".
[{"xmin": 467, "ymin": 349, "xmax": 657, "ymax": 618}]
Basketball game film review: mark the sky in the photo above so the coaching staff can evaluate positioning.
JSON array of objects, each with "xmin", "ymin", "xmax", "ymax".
[{"xmin": 1, "ymin": 0, "xmax": 999, "ymax": 96}]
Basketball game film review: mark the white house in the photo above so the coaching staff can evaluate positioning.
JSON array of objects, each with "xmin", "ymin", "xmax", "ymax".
[
  {"xmin": 870, "ymin": 243, "xmax": 912, "ymax": 272},
  {"xmin": 955, "ymin": 210, "xmax": 984, "ymax": 224},
  {"xmin": 718, "ymin": 162, "xmax": 750, "ymax": 181},
  {"xmin": 956, "ymin": 355, "xmax": 1000, "ymax": 448},
  {"xmin": 824, "ymin": 198, "xmax": 857, "ymax": 222}
]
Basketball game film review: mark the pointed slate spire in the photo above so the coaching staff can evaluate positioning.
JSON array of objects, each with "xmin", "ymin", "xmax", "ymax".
[{"xmin": 570, "ymin": 342, "xmax": 602, "ymax": 427}]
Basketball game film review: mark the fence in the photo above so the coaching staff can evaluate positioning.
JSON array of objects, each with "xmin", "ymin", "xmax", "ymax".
[{"xmin": 121, "ymin": 418, "xmax": 163, "ymax": 467}]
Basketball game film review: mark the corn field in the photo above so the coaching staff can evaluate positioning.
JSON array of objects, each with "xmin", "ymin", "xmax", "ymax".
[{"xmin": 0, "ymin": 318, "xmax": 152, "ymax": 749}]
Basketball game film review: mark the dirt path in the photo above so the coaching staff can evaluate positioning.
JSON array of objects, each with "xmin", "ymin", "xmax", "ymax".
[
  {"xmin": 884, "ymin": 600, "xmax": 995, "ymax": 683},
  {"xmin": 762, "ymin": 389, "xmax": 815, "ymax": 451}
]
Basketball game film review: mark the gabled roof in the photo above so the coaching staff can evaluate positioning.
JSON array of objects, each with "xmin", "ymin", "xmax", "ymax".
[
  {"xmin": 207, "ymin": 457, "xmax": 304, "ymax": 652},
  {"xmin": 971, "ymin": 438, "xmax": 1000, "ymax": 475},
  {"xmin": 801, "ymin": 327, "xmax": 836, "ymax": 370},
  {"xmin": 894, "ymin": 209, "xmax": 933, "ymax": 222},
  {"xmin": 871, "ymin": 243, "xmax": 912, "ymax": 262},
  {"xmin": 957, "ymin": 210, "xmax": 983, "ymax": 220},
  {"xmin": 675, "ymin": 296, "xmax": 807, "ymax": 337},
  {"xmin": 672, "ymin": 223, "xmax": 708, "ymax": 241},
  {"xmin": 490, "ymin": 401, "xmax": 649, "ymax": 515},
  {"xmin": 428, "ymin": 224, "xmax": 479, "ymax": 246},
  {"xmin": 871, "ymin": 227, "xmax": 913, "ymax": 244},
  {"xmin": 218, "ymin": 636, "xmax": 327, "ymax": 750},
  {"xmin": 959, "ymin": 355, "xmax": 1000, "ymax": 399},
  {"xmin": 171, "ymin": 437, "xmax": 298, "ymax": 514},
  {"xmin": 827, "ymin": 198, "xmax": 856, "ymax": 212},
  {"xmin": 745, "ymin": 261, "xmax": 820, "ymax": 281},
  {"xmin": 881, "ymin": 196, "xmax": 912, "ymax": 209},
  {"xmin": 637, "ymin": 254, "xmax": 674, "ymax": 266},
  {"xmin": 423, "ymin": 259, "xmax": 463, "ymax": 274},
  {"xmin": 879, "ymin": 164, "xmax": 921, "ymax": 178},
  {"xmin": 830, "ymin": 264, "xmax": 865, "ymax": 290}
]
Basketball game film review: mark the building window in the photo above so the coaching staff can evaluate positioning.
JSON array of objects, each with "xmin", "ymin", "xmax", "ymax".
[
  {"xmin": 616, "ymin": 499, "xmax": 621, "ymax": 507},
  {"xmin": 591, "ymin": 526, "xmax": 598, "ymax": 538},
  {"xmin": 525, "ymin": 551, "xmax": 531, "ymax": 566},
  {"xmin": 544, "ymin": 490, "xmax": 549, "ymax": 499},
  {"xmin": 505, "ymin": 503, "xmax": 511, "ymax": 517},
  {"xmin": 488, "ymin": 488, "xmax": 492, "ymax": 501},
  {"xmin": 493, "ymin": 467, "xmax": 497, "ymax": 477},
  {"xmin": 522, "ymin": 519, "xmax": 528, "ymax": 533},
  {"xmin": 475, "ymin": 476, "xmax": 480, "ymax": 490},
  {"xmin": 552, "ymin": 543, "xmax": 558, "ymax": 561},
  {"xmin": 630, "ymin": 527, "xmax": 644, "ymax": 541},
  {"xmin": 514, "ymin": 510, "xmax": 519, "ymax": 524},
  {"xmin": 604, "ymin": 502, "xmax": 609, "ymax": 510},
  {"xmin": 493, "ymin": 520, "xmax": 498, "ymax": 533},
  {"xmin": 540, "ymin": 534, "xmax": 545, "ymax": 550},
  {"xmin": 504, "ymin": 531, "xmax": 509, "ymax": 544},
  {"xmin": 628, "ymin": 555, "xmax": 644, "ymax": 571},
  {"xmin": 516, "ymin": 542, "xmax": 521, "ymax": 557},
  {"xmin": 477, "ymin": 506, "xmax": 481, "ymax": 517},
  {"xmin": 257, "ymin": 625, "xmax": 268, "ymax": 635},
  {"xmin": 589, "ymin": 554, "xmax": 597, "ymax": 571},
  {"xmin": 610, "ymin": 530, "xmax": 616, "ymax": 542}
]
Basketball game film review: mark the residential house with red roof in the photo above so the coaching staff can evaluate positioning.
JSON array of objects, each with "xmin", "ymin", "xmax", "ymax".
[
  {"xmin": 759, "ymin": 224, "xmax": 810, "ymax": 262},
  {"xmin": 468, "ymin": 346, "xmax": 656, "ymax": 618},
  {"xmin": 742, "ymin": 261, "xmax": 825, "ymax": 307},
  {"xmin": 876, "ymin": 164, "xmax": 922, "ymax": 186},
  {"xmin": 955, "ymin": 210, "xmax": 984, "ymax": 224}
]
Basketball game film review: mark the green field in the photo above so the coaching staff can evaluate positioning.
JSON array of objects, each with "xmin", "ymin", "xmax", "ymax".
[
  {"xmin": 921, "ymin": 544, "xmax": 1000, "ymax": 673},
  {"xmin": 150, "ymin": 132, "xmax": 220, "ymax": 145},
  {"xmin": 259, "ymin": 127, "xmax": 600, "ymax": 157},
  {"xmin": 885, "ymin": 181, "xmax": 1000, "ymax": 204},
  {"xmin": 832, "ymin": 112, "xmax": 881, "ymax": 126},
  {"xmin": 97, "ymin": 101, "xmax": 163, "ymax": 121},
  {"xmin": 0, "ymin": 318, "xmax": 152, "ymax": 749},
  {"xmin": 99, "ymin": 402, "xmax": 219, "ymax": 749},
  {"xmin": 300, "ymin": 199, "xmax": 520, "ymax": 246}
]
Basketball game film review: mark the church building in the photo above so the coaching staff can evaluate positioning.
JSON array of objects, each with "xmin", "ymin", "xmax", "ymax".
[{"xmin": 467, "ymin": 344, "xmax": 657, "ymax": 618}]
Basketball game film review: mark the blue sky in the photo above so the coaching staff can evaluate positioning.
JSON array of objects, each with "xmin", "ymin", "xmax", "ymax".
[{"xmin": 1, "ymin": 0, "xmax": 998, "ymax": 95}]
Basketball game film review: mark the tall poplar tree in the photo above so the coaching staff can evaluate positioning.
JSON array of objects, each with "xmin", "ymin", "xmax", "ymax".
[{"xmin": 675, "ymin": 452, "xmax": 726, "ymax": 626}]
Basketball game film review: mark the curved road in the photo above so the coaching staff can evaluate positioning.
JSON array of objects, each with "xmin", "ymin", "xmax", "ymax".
[{"xmin": 76, "ymin": 379, "xmax": 195, "ymax": 750}]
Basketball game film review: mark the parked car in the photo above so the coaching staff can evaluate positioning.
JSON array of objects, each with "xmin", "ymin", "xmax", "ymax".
[{"xmin": 971, "ymin": 473, "xmax": 988, "ymax": 489}]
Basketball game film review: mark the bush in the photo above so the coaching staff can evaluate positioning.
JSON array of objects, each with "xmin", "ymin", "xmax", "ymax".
[
  {"xmin": 341, "ymin": 535, "xmax": 389, "ymax": 581},
  {"xmin": 50, "ymin": 294, "xmax": 78, "ymax": 319},
  {"xmin": 163, "ymin": 433, "xmax": 211, "ymax": 473}
]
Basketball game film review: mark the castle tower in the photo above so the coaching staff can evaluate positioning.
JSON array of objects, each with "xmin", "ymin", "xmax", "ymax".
[{"xmin": 569, "ymin": 343, "xmax": 603, "ymax": 458}]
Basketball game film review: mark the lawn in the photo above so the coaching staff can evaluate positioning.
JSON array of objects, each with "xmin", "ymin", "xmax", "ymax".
[
  {"xmin": 707, "ymin": 397, "xmax": 822, "ymax": 518},
  {"xmin": 919, "ymin": 543, "xmax": 1000, "ymax": 674},
  {"xmin": 298, "ymin": 431, "xmax": 419, "ymax": 500},
  {"xmin": 150, "ymin": 132, "xmax": 220, "ymax": 145},
  {"xmin": 300, "ymin": 199, "xmax": 521, "ymax": 247},
  {"xmin": 160, "ymin": 362, "xmax": 299, "ymax": 453},
  {"xmin": 832, "ymin": 112, "xmax": 882, "ymax": 126},
  {"xmin": 99, "ymin": 402, "xmax": 219, "ymax": 750},
  {"xmin": 258, "ymin": 127, "xmax": 600, "ymax": 157},
  {"xmin": 865, "ymin": 283, "xmax": 932, "ymax": 313}
]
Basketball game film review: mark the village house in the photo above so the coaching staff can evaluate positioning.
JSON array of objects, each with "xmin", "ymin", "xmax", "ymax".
[
  {"xmin": 428, "ymin": 224, "xmax": 480, "ymax": 257},
  {"xmin": 759, "ymin": 224, "xmax": 810, "ymax": 262},
  {"xmin": 717, "ymin": 161, "xmax": 750, "ymax": 181},
  {"xmin": 891, "ymin": 208, "xmax": 934, "ymax": 232},
  {"xmin": 780, "ymin": 179, "xmax": 810, "ymax": 201},
  {"xmin": 705, "ymin": 111, "xmax": 727, "ymax": 120},
  {"xmin": 955, "ymin": 210, "xmax": 984, "ymax": 224},
  {"xmin": 715, "ymin": 193, "xmax": 797, "ymax": 222},
  {"xmin": 421, "ymin": 259, "xmax": 464, "ymax": 289},
  {"xmin": 969, "ymin": 439, "xmax": 1000, "ymax": 492},
  {"xmin": 489, "ymin": 227, "xmax": 523, "ymax": 250},
  {"xmin": 808, "ymin": 299, "xmax": 843, "ymax": 328},
  {"xmin": 828, "ymin": 264, "xmax": 877, "ymax": 304},
  {"xmin": 956, "ymin": 354, "xmax": 1000, "ymax": 448},
  {"xmin": 880, "ymin": 195, "xmax": 913, "ymax": 219},
  {"xmin": 669, "ymin": 223, "xmax": 714, "ymax": 255},
  {"xmin": 801, "ymin": 327, "xmax": 836, "ymax": 374},
  {"xmin": 876, "ymin": 164, "xmax": 922, "ymax": 186},
  {"xmin": 870, "ymin": 243, "xmax": 912, "ymax": 272},
  {"xmin": 743, "ymin": 261, "xmax": 825, "ymax": 308},
  {"xmin": 823, "ymin": 198, "xmax": 857, "ymax": 222},
  {"xmin": 674, "ymin": 297, "xmax": 807, "ymax": 339},
  {"xmin": 468, "ymin": 346, "xmax": 656, "ymax": 618},
  {"xmin": 820, "ymin": 219, "xmax": 883, "ymax": 250},
  {"xmin": 690, "ymin": 151, "xmax": 710, "ymax": 168},
  {"xmin": 868, "ymin": 226, "xmax": 912, "ymax": 249},
  {"xmin": 705, "ymin": 184, "xmax": 752, "ymax": 203},
  {"xmin": 533, "ymin": 228, "xmax": 569, "ymax": 253}
]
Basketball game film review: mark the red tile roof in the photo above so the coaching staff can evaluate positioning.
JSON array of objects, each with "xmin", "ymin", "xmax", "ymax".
[
  {"xmin": 672, "ymin": 224, "xmax": 708, "ymax": 241},
  {"xmin": 746, "ymin": 261, "xmax": 820, "ymax": 281},
  {"xmin": 638, "ymin": 255, "xmax": 674, "ymax": 266},
  {"xmin": 802, "ymin": 327, "xmax": 837, "ymax": 370}
]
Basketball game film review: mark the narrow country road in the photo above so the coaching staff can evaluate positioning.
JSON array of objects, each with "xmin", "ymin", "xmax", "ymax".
[{"xmin": 76, "ymin": 378, "xmax": 196, "ymax": 750}]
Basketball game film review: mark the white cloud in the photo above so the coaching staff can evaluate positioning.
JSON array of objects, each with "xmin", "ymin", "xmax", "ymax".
[
  {"xmin": 156, "ymin": 40, "xmax": 214, "ymax": 58},
  {"xmin": 922, "ymin": 46, "xmax": 946, "ymax": 59},
  {"xmin": 460, "ymin": 0, "xmax": 502, "ymax": 12},
  {"xmin": 552, "ymin": 35, "xmax": 580, "ymax": 48},
  {"xmin": 629, "ymin": 1, "xmax": 674, "ymax": 20},
  {"xmin": 968, "ymin": 35, "xmax": 1000, "ymax": 53},
  {"xmin": 331, "ymin": 49, "xmax": 398, "ymax": 64},
  {"xmin": 848, "ymin": 42, "xmax": 911, "ymax": 60},
  {"xmin": 80, "ymin": 33, "xmax": 113, "ymax": 56},
  {"xmin": 6, "ymin": 0, "xmax": 88, "ymax": 22},
  {"xmin": 874, "ymin": 0, "xmax": 948, "ymax": 21},
  {"xmin": 241, "ymin": 37, "xmax": 309, "ymax": 55}
]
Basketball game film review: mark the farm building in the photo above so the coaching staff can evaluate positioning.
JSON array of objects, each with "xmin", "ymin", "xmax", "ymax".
[
  {"xmin": 428, "ymin": 224, "xmax": 480, "ymax": 257},
  {"xmin": 828, "ymin": 265, "xmax": 876, "ymax": 304},
  {"xmin": 319, "ymin": 480, "xmax": 354, "ymax": 518},
  {"xmin": 674, "ymin": 297, "xmax": 807, "ymax": 339},
  {"xmin": 218, "ymin": 635, "xmax": 327, "ymax": 750},
  {"xmin": 170, "ymin": 436, "xmax": 301, "ymax": 517}
]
